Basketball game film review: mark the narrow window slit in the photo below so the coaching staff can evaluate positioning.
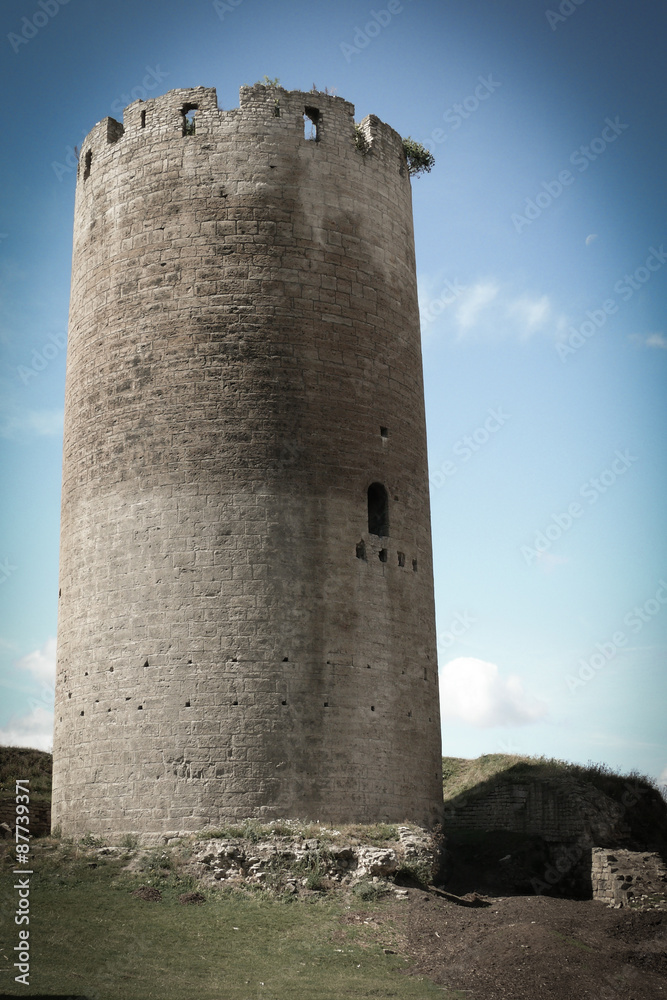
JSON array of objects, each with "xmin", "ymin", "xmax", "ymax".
[
  {"xmin": 140, "ymin": 109, "xmax": 146, "ymax": 128},
  {"xmin": 304, "ymin": 106, "xmax": 321, "ymax": 141},
  {"xmin": 412, "ymin": 559, "xmax": 418, "ymax": 572},
  {"xmin": 380, "ymin": 426, "xmax": 388, "ymax": 438},
  {"xmin": 397, "ymin": 551, "xmax": 405, "ymax": 567},
  {"xmin": 83, "ymin": 149, "xmax": 92, "ymax": 181},
  {"xmin": 379, "ymin": 548, "xmax": 388, "ymax": 563},
  {"xmin": 368, "ymin": 483, "xmax": 389, "ymax": 536},
  {"xmin": 356, "ymin": 540, "xmax": 366, "ymax": 560}
]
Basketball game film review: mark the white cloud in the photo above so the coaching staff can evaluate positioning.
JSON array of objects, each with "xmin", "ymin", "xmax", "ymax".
[
  {"xmin": 535, "ymin": 551, "xmax": 570, "ymax": 574},
  {"xmin": 629, "ymin": 332, "xmax": 667, "ymax": 350},
  {"xmin": 585, "ymin": 234, "xmax": 598, "ymax": 246},
  {"xmin": 0, "ymin": 705, "xmax": 53, "ymax": 752},
  {"xmin": 505, "ymin": 294, "xmax": 551, "ymax": 339},
  {"xmin": 455, "ymin": 282, "xmax": 499, "ymax": 333},
  {"xmin": 0, "ymin": 408, "xmax": 64, "ymax": 439},
  {"xmin": 16, "ymin": 637, "xmax": 56, "ymax": 685},
  {"xmin": 419, "ymin": 275, "xmax": 564, "ymax": 343},
  {"xmin": 439, "ymin": 656, "xmax": 548, "ymax": 728}
]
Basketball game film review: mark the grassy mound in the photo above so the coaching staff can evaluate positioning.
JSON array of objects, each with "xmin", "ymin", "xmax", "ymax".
[
  {"xmin": 442, "ymin": 754, "xmax": 667, "ymax": 855},
  {"xmin": 0, "ymin": 744, "xmax": 52, "ymax": 803}
]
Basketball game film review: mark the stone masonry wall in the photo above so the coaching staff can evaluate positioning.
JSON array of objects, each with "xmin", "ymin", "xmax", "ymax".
[
  {"xmin": 591, "ymin": 848, "xmax": 667, "ymax": 907},
  {"xmin": 444, "ymin": 781, "xmax": 627, "ymax": 843},
  {"xmin": 52, "ymin": 86, "xmax": 443, "ymax": 838}
]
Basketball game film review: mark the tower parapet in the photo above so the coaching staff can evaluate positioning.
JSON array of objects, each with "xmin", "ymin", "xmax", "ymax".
[{"xmin": 53, "ymin": 86, "xmax": 442, "ymax": 839}]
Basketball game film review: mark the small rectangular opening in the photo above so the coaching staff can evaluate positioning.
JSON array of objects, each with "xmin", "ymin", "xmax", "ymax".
[
  {"xmin": 304, "ymin": 106, "xmax": 320, "ymax": 141},
  {"xmin": 380, "ymin": 426, "xmax": 388, "ymax": 438},
  {"xmin": 83, "ymin": 149, "xmax": 92, "ymax": 181},
  {"xmin": 182, "ymin": 104, "xmax": 198, "ymax": 136},
  {"xmin": 379, "ymin": 548, "xmax": 388, "ymax": 563},
  {"xmin": 140, "ymin": 109, "xmax": 147, "ymax": 128},
  {"xmin": 397, "ymin": 551, "xmax": 405, "ymax": 567}
]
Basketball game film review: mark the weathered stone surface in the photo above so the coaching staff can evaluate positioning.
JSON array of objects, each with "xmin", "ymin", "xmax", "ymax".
[
  {"xmin": 356, "ymin": 847, "xmax": 400, "ymax": 878},
  {"xmin": 444, "ymin": 780, "xmax": 630, "ymax": 843},
  {"xmin": 591, "ymin": 847, "xmax": 667, "ymax": 908},
  {"xmin": 51, "ymin": 85, "xmax": 443, "ymax": 837},
  {"xmin": 189, "ymin": 827, "xmax": 436, "ymax": 887}
]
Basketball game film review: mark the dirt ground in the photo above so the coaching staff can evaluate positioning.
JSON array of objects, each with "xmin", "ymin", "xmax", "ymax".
[{"xmin": 374, "ymin": 889, "xmax": 667, "ymax": 999}]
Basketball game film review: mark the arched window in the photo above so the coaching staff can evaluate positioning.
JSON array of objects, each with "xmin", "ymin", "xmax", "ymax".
[{"xmin": 368, "ymin": 482, "xmax": 389, "ymax": 537}]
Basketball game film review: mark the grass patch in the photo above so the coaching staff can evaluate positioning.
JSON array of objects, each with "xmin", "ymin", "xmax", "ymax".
[
  {"xmin": 201, "ymin": 819, "xmax": 401, "ymax": 847},
  {"xmin": 11, "ymin": 844, "xmax": 448, "ymax": 999},
  {"xmin": 0, "ymin": 745, "xmax": 52, "ymax": 802},
  {"xmin": 442, "ymin": 753, "xmax": 662, "ymax": 803},
  {"xmin": 352, "ymin": 880, "xmax": 388, "ymax": 902},
  {"xmin": 550, "ymin": 930, "xmax": 595, "ymax": 952}
]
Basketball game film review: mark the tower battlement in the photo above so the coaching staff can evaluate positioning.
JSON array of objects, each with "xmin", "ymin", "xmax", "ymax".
[{"xmin": 77, "ymin": 85, "xmax": 406, "ymax": 186}]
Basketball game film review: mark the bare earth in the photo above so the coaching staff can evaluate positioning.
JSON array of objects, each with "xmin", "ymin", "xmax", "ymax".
[{"xmin": 374, "ymin": 890, "xmax": 667, "ymax": 999}]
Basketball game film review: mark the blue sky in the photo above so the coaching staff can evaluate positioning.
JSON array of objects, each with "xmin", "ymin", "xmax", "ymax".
[{"xmin": 0, "ymin": 0, "xmax": 665, "ymax": 790}]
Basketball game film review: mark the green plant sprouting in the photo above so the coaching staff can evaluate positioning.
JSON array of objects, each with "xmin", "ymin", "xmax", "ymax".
[{"xmin": 401, "ymin": 137, "xmax": 436, "ymax": 177}]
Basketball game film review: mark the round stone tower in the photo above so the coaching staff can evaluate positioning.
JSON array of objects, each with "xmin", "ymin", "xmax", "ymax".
[{"xmin": 52, "ymin": 85, "xmax": 442, "ymax": 838}]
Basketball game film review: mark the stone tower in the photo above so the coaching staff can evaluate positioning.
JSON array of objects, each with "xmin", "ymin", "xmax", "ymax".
[{"xmin": 52, "ymin": 85, "xmax": 442, "ymax": 839}]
